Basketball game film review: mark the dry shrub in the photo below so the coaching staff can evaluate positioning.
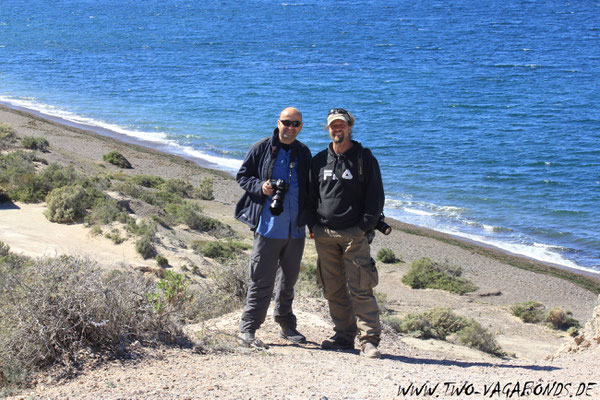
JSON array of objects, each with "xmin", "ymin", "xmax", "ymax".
[
  {"xmin": 545, "ymin": 307, "xmax": 580, "ymax": 331},
  {"xmin": 0, "ymin": 256, "xmax": 186, "ymax": 386},
  {"xmin": 188, "ymin": 257, "xmax": 248, "ymax": 322}
]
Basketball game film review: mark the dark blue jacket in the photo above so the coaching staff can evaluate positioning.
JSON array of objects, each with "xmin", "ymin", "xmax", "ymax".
[{"xmin": 234, "ymin": 129, "xmax": 312, "ymax": 230}]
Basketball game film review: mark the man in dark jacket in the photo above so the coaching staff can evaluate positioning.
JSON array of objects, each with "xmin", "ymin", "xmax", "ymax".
[
  {"xmin": 234, "ymin": 107, "xmax": 312, "ymax": 347},
  {"xmin": 309, "ymin": 108, "xmax": 385, "ymax": 358}
]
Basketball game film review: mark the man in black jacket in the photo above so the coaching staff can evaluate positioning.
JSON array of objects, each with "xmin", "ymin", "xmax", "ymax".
[
  {"xmin": 309, "ymin": 108, "xmax": 384, "ymax": 358},
  {"xmin": 234, "ymin": 107, "xmax": 312, "ymax": 347}
]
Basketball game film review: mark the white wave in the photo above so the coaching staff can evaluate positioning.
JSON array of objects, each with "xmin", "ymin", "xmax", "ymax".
[
  {"xmin": 437, "ymin": 206, "xmax": 465, "ymax": 213},
  {"xmin": 403, "ymin": 207, "xmax": 434, "ymax": 217},
  {"xmin": 431, "ymin": 228, "xmax": 598, "ymax": 274},
  {"xmin": 482, "ymin": 224, "xmax": 496, "ymax": 232},
  {"xmin": 0, "ymin": 95, "xmax": 242, "ymax": 172}
]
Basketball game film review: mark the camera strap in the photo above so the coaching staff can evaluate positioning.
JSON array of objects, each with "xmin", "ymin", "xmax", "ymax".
[{"xmin": 286, "ymin": 149, "xmax": 297, "ymax": 184}]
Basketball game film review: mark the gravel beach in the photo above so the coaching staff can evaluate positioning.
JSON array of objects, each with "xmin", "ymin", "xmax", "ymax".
[{"xmin": 1, "ymin": 104, "xmax": 599, "ymax": 400}]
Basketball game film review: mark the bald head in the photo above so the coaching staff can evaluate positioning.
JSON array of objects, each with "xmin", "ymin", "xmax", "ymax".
[
  {"xmin": 279, "ymin": 107, "xmax": 302, "ymax": 121},
  {"xmin": 277, "ymin": 107, "xmax": 303, "ymax": 145}
]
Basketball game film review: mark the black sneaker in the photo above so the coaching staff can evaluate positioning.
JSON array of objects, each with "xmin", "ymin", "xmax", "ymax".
[
  {"xmin": 321, "ymin": 334, "xmax": 354, "ymax": 350},
  {"xmin": 279, "ymin": 327, "xmax": 306, "ymax": 343}
]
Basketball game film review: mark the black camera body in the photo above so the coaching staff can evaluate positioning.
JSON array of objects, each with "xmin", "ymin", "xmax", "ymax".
[
  {"xmin": 268, "ymin": 179, "xmax": 289, "ymax": 216},
  {"xmin": 375, "ymin": 213, "xmax": 392, "ymax": 235}
]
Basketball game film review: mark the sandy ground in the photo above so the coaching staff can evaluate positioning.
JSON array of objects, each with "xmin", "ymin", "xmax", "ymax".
[{"xmin": 1, "ymin": 105, "xmax": 600, "ymax": 399}]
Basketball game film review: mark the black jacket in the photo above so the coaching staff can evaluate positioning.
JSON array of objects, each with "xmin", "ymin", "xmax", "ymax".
[
  {"xmin": 234, "ymin": 129, "xmax": 312, "ymax": 230},
  {"xmin": 309, "ymin": 140, "xmax": 384, "ymax": 232}
]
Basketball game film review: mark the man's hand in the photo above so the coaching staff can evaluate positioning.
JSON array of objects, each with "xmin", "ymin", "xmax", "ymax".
[{"xmin": 262, "ymin": 181, "xmax": 275, "ymax": 196}]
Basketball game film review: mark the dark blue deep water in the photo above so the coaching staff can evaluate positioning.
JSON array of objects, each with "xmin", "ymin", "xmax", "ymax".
[{"xmin": 1, "ymin": 1, "xmax": 599, "ymax": 271}]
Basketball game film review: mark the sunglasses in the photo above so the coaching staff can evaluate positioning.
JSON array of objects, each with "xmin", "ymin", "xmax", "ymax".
[
  {"xmin": 279, "ymin": 120, "xmax": 302, "ymax": 128},
  {"xmin": 328, "ymin": 108, "xmax": 349, "ymax": 116}
]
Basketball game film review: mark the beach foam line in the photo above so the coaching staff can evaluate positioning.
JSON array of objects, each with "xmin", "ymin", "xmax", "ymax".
[
  {"xmin": 384, "ymin": 206, "xmax": 599, "ymax": 274},
  {"xmin": 0, "ymin": 96, "xmax": 242, "ymax": 172}
]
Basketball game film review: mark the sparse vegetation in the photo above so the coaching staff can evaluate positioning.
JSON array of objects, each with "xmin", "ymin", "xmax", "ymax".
[
  {"xmin": 21, "ymin": 136, "xmax": 49, "ymax": 152},
  {"xmin": 136, "ymin": 234, "xmax": 157, "ymax": 259},
  {"xmin": 191, "ymin": 239, "xmax": 243, "ymax": 260},
  {"xmin": 103, "ymin": 151, "xmax": 132, "ymax": 169},
  {"xmin": 395, "ymin": 224, "xmax": 600, "ymax": 294},
  {"xmin": 545, "ymin": 307, "xmax": 580, "ymax": 331},
  {"xmin": 388, "ymin": 307, "xmax": 505, "ymax": 357},
  {"xmin": 160, "ymin": 178, "xmax": 194, "ymax": 198},
  {"xmin": 147, "ymin": 270, "xmax": 188, "ymax": 315},
  {"xmin": 0, "ymin": 156, "xmax": 81, "ymax": 203},
  {"xmin": 195, "ymin": 177, "xmax": 215, "ymax": 200},
  {"xmin": 296, "ymin": 263, "xmax": 322, "ymax": 298},
  {"xmin": 511, "ymin": 301, "xmax": 545, "ymax": 323},
  {"xmin": 0, "ymin": 122, "xmax": 16, "ymax": 149},
  {"xmin": 401, "ymin": 257, "xmax": 477, "ymax": 294},
  {"xmin": 0, "ymin": 256, "xmax": 187, "ymax": 387},
  {"xmin": 105, "ymin": 228, "xmax": 126, "ymax": 244},
  {"xmin": 156, "ymin": 254, "xmax": 169, "ymax": 268},
  {"xmin": 377, "ymin": 248, "xmax": 400, "ymax": 263},
  {"xmin": 511, "ymin": 301, "xmax": 580, "ymax": 332},
  {"xmin": 85, "ymin": 196, "xmax": 132, "ymax": 226},
  {"xmin": 131, "ymin": 174, "xmax": 165, "ymax": 189}
]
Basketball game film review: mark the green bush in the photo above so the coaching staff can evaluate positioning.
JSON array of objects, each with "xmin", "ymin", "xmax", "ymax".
[
  {"xmin": 103, "ymin": 151, "xmax": 132, "ymax": 169},
  {"xmin": 0, "ymin": 158, "xmax": 80, "ymax": 203},
  {"xmin": 105, "ymin": 228, "xmax": 126, "ymax": 244},
  {"xmin": 156, "ymin": 254, "xmax": 169, "ymax": 268},
  {"xmin": 44, "ymin": 186, "xmax": 103, "ymax": 223},
  {"xmin": 21, "ymin": 136, "xmax": 49, "ymax": 152},
  {"xmin": 456, "ymin": 322, "xmax": 505, "ymax": 357},
  {"xmin": 392, "ymin": 307, "xmax": 504, "ymax": 356},
  {"xmin": 85, "ymin": 197, "xmax": 132, "ymax": 226},
  {"xmin": 195, "ymin": 177, "xmax": 215, "ymax": 200},
  {"xmin": 401, "ymin": 257, "xmax": 477, "ymax": 294},
  {"xmin": 114, "ymin": 181, "xmax": 144, "ymax": 199},
  {"xmin": 130, "ymin": 174, "xmax": 165, "ymax": 189},
  {"xmin": 0, "ymin": 123, "xmax": 17, "ymax": 149},
  {"xmin": 165, "ymin": 202, "xmax": 232, "ymax": 237},
  {"xmin": 0, "ymin": 256, "xmax": 185, "ymax": 387},
  {"xmin": 147, "ymin": 270, "xmax": 189, "ymax": 315},
  {"xmin": 127, "ymin": 218, "xmax": 157, "ymax": 238},
  {"xmin": 192, "ymin": 240, "xmax": 236, "ymax": 260},
  {"xmin": 160, "ymin": 178, "xmax": 194, "ymax": 198},
  {"xmin": 567, "ymin": 326, "xmax": 579, "ymax": 337},
  {"xmin": 377, "ymin": 248, "xmax": 399, "ymax": 263},
  {"xmin": 141, "ymin": 189, "xmax": 182, "ymax": 208},
  {"xmin": 135, "ymin": 235, "xmax": 156, "ymax": 259},
  {"xmin": 511, "ymin": 301, "xmax": 545, "ymax": 323},
  {"xmin": 0, "ymin": 151, "xmax": 36, "ymax": 200},
  {"xmin": 545, "ymin": 307, "xmax": 580, "ymax": 331}
]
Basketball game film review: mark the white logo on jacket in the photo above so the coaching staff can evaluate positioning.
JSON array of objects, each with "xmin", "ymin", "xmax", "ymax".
[{"xmin": 323, "ymin": 169, "xmax": 353, "ymax": 180}]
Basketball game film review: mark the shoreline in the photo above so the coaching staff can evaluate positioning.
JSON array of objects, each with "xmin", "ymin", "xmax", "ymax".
[{"xmin": 1, "ymin": 102, "xmax": 599, "ymax": 289}]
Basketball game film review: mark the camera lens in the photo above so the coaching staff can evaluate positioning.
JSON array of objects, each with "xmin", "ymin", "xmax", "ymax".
[{"xmin": 268, "ymin": 179, "xmax": 288, "ymax": 216}]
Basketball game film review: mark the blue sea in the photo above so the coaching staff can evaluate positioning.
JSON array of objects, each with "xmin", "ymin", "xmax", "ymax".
[{"xmin": 1, "ymin": 1, "xmax": 599, "ymax": 273}]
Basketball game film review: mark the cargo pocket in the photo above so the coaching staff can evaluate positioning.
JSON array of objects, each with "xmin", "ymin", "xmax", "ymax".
[{"xmin": 359, "ymin": 257, "xmax": 379, "ymax": 291}]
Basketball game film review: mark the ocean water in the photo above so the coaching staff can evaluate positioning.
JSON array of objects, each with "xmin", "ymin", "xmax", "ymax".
[{"xmin": 1, "ymin": 0, "xmax": 599, "ymax": 272}]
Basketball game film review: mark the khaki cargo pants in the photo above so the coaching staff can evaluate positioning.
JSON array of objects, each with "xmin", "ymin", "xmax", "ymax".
[{"xmin": 313, "ymin": 224, "xmax": 381, "ymax": 345}]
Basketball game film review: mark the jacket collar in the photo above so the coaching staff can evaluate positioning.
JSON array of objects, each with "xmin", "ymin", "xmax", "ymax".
[{"xmin": 327, "ymin": 140, "xmax": 362, "ymax": 159}]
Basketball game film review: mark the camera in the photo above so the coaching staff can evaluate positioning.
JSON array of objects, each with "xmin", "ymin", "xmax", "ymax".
[
  {"xmin": 268, "ymin": 179, "xmax": 289, "ymax": 216},
  {"xmin": 375, "ymin": 213, "xmax": 392, "ymax": 235}
]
